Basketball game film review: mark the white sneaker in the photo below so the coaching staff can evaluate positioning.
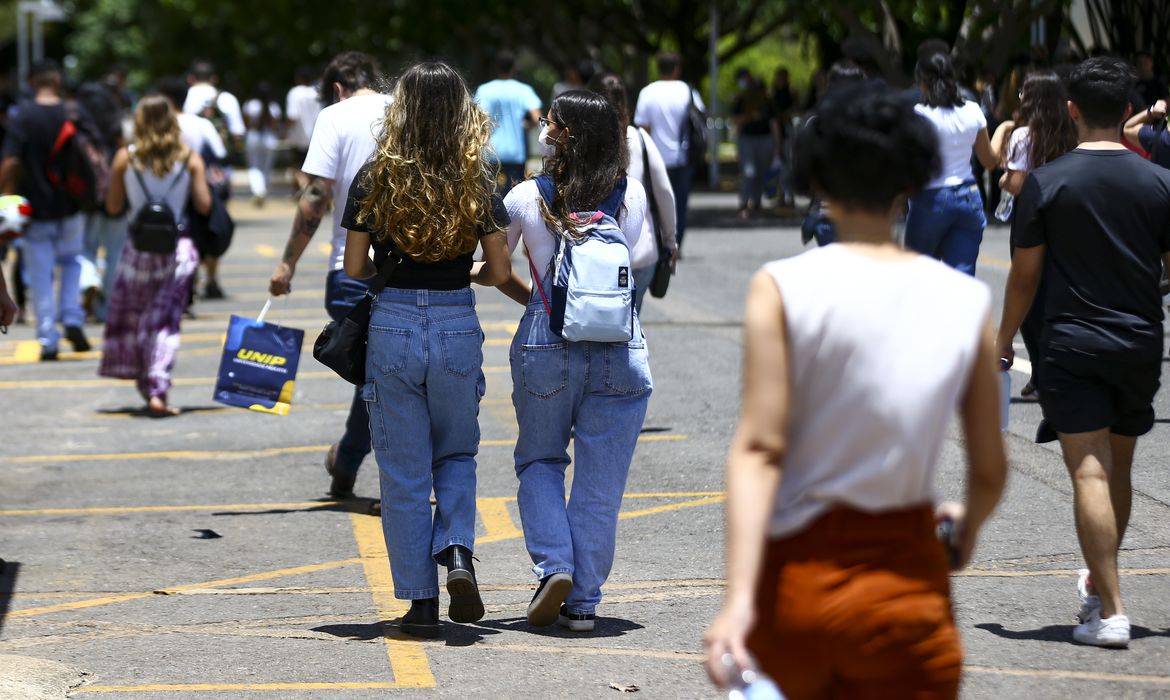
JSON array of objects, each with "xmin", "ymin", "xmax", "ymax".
[
  {"xmin": 1077, "ymin": 568, "xmax": 1101, "ymax": 624},
  {"xmin": 1072, "ymin": 609, "xmax": 1130, "ymax": 648}
]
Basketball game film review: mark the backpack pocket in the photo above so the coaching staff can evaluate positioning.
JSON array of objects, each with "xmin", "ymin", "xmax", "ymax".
[{"xmin": 562, "ymin": 288, "xmax": 633, "ymax": 343}]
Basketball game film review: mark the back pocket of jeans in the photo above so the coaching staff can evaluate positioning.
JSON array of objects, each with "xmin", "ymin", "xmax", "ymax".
[
  {"xmin": 520, "ymin": 343, "xmax": 568, "ymax": 398},
  {"xmin": 604, "ymin": 342, "xmax": 652, "ymax": 395},
  {"xmin": 440, "ymin": 328, "xmax": 484, "ymax": 377},
  {"xmin": 368, "ymin": 326, "xmax": 411, "ymax": 375}
]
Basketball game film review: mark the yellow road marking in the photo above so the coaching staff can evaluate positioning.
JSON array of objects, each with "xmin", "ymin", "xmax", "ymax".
[
  {"xmin": 8, "ymin": 559, "xmax": 360, "ymax": 619},
  {"xmin": 76, "ymin": 683, "xmax": 403, "ymax": 693},
  {"xmin": 91, "ymin": 401, "xmax": 352, "ymax": 420},
  {"xmin": 966, "ymin": 665, "xmax": 1170, "ymax": 686},
  {"xmin": 13, "ymin": 340, "xmax": 43, "ymax": 362},
  {"xmin": 317, "ymin": 243, "xmax": 331, "ymax": 255},
  {"xmin": 977, "ymin": 255, "xmax": 1011, "ymax": 271},
  {"xmin": 477, "ymin": 497, "xmax": 523, "ymax": 540},
  {"xmin": 348, "ymin": 511, "xmax": 436, "ymax": 688},
  {"xmin": 2, "ymin": 434, "xmax": 687, "ymax": 464},
  {"xmin": 618, "ymin": 495, "xmax": 725, "ymax": 521},
  {"xmin": 254, "ymin": 243, "xmax": 279, "ymax": 258}
]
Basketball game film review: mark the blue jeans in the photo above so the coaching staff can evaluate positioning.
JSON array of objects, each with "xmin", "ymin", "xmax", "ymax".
[
  {"xmin": 666, "ymin": 165, "xmax": 693, "ymax": 247},
  {"xmin": 509, "ymin": 295, "xmax": 653, "ymax": 615},
  {"xmin": 84, "ymin": 213, "xmax": 128, "ymax": 322},
  {"xmin": 363, "ymin": 287, "xmax": 484, "ymax": 599},
  {"xmin": 736, "ymin": 134, "xmax": 773, "ymax": 209},
  {"xmin": 633, "ymin": 265, "xmax": 655, "ymax": 314},
  {"xmin": 904, "ymin": 182, "xmax": 987, "ymax": 276},
  {"xmin": 24, "ymin": 214, "xmax": 85, "ymax": 351},
  {"xmin": 325, "ymin": 270, "xmax": 373, "ymax": 477}
]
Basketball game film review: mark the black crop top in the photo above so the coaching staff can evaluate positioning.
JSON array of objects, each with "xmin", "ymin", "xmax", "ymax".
[{"xmin": 341, "ymin": 165, "xmax": 509, "ymax": 291}]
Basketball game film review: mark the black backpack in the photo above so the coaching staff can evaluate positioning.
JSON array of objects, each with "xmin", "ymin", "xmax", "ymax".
[
  {"xmin": 129, "ymin": 166, "xmax": 184, "ymax": 254},
  {"xmin": 685, "ymin": 86, "xmax": 708, "ymax": 167}
]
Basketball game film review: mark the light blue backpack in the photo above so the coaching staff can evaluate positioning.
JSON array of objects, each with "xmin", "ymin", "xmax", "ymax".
[{"xmin": 529, "ymin": 175, "xmax": 634, "ymax": 342}]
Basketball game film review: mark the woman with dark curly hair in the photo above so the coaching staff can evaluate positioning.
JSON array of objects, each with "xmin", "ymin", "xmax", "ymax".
[
  {"xmin": 342, "ymin": 61, "xmax": 512, "ymax": 638},
  {"xmin": 703, "ymin": 85, "xmax": 1006, "ymax": 698},
  {"xmin": 498, "ymin": 90, "xmax": 650, "ymax": 634}
]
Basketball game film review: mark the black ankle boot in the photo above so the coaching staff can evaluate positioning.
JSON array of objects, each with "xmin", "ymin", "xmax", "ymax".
[
  {"xmin": 442, "ymin": 545, "xmax": 484, "ymax": 624},
  {"xmin": 400, "ymin": 597, "xmax": 440, "ymax": 638}
]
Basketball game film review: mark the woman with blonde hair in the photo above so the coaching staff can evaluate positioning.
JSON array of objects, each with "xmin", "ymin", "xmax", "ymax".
[
  {"xmin": 99, "ymin": 94, "xmax": 211, "ymax": 416},
  {"xmin": 342, "ymin": 62, "xmax": 511, "ymax": 637}
]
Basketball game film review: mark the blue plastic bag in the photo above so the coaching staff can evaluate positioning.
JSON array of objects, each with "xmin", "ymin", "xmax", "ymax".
[{"xmin": 213, "ymin": 300, "xmax": 303, "ymax": 415}]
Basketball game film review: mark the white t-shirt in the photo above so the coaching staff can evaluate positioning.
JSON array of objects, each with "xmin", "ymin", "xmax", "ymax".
[
  {"xmin": 285, "ymin": 84, "xmax": 321, "ymax": 149},
  {"xmin": 626, "ymin": 125, "xmax": 677, "ymax": 269},
  {"xmin": 1006, "ymin": 126, "xmax": 1031, "ymax": 172},
  {"xmin": 183, "ymin": 84, "xmax": 246, "ymax": 137},
  {"xmin": 300, "ymin": 92, "xmax": 393, "ymax": 271},
  {"xmin": 176, "ymin": 112, "xmax": 227, "ymax": 161},
  {"xmin": 634, "ymin": 80, "xmax": 705, "ymax": 169},
  {"xmin": 243, "ymin": 100, "xmax": 282, "ymax": 134},
  {"xmin": 504, "ymin": 178, "xmax": 647, "ymax": 283},
  {"xmin": 763, "ymin": 245, "xmax": 991, "ymax": 538},
  {"xmin": 914, "ymin": 100, "xmax": 987, "ymax": 189}
]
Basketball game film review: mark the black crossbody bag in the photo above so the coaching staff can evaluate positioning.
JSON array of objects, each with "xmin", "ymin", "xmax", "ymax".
[
  {"xmin": 312, "ymin": 251, "xmax": 401, "ymax": 385},
  {"xmin": 637, "ymin": 130, "xmax": 673, "ymax": 298}
]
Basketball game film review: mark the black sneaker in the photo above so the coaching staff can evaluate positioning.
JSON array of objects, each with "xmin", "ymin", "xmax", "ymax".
[
  {"xmin": 526, "ymin": 572, "xmax": 572, "ymax": 627},
  {"xmin": 203, "ymin": 280, "xmax": 225, "ymax": 299},
  {"xmin": 400, "ymin": 597, "xmax": 440, "ymax": 638},
  {"xmin": 39, "ymin": 347, "xmax": 59, "ymax": 362},
  {"xmin": 64, "ymin": 325, "xmax": 91, "ymax": 352},
  {"xmin": 557, "ymin": 604, "xmax": 595, "ymax": 632},
  {"xmin": 442, "ymin": 545, "xmax": 484, "ymax": 623},
  {"xmin": 324, "ymin": 443, "xmax": 356, "ymax": 498}
]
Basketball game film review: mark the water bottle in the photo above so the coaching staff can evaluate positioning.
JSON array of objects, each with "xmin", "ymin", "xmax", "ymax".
[
  {"xmin": 723, "ymin": 654, "xmax": 786, "ymax": 700},
  {"xmin": 999, "ymin": 358, "xmax": 1011, "ymax": 431},
  {"xmin": 994, "ymin": 193, "xmax": 1014, "ymax": 223}
]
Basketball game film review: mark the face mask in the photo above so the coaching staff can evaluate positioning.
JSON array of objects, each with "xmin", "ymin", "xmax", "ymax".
[
  {"xmin": 538, "ymin": 125, "xmax": 558, "ymax": 157},
  {"xmin": 737, "ymin": 79, "xmax": 749, "ymax": 90}
]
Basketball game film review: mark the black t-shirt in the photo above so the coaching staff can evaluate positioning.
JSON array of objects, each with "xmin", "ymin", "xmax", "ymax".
[
  {"xmin": 341, "ymin": 165, "xmax": 509, "ymax": 291},
  {"xmin": 1, "ymin": 102, "xmax": 78, "ymax": 220},
  {"xmin": 732, "ymin": 89, "xmax": 774, "ymax": 136},
  {"xmin": 1013, "ymin": 148, "xmax": 1170, "ymax": 355}
]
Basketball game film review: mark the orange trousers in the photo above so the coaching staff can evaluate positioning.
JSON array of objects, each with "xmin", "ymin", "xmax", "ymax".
[{"xmin": 747, "ymin": 506, "xmax": 961, "ymax": 700}]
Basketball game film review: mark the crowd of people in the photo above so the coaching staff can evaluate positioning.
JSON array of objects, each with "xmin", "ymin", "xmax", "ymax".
[{"xmin": 0, "ymin": 38, "xmax": 1167, "ymax": 699}]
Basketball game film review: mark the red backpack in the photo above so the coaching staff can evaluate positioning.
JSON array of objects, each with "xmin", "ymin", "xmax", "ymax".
[{"xmin": 45, "ymin": 104, "xmax": 110, "ymax": 212}]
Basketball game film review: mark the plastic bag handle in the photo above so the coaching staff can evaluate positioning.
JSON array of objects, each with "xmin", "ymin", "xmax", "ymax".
[{"xmin": 256, "ymin": 298, "xmax": 273, "ymax": 324}]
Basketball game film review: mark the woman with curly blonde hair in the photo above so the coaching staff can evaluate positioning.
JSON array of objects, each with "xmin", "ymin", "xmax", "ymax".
[
  {"xmin": 99, "ymin": 94, "xmax": 211, "ymax": 417},
  {"xmin": 342, "ymin": 61, "xmax": 511, "ymax": 637}
]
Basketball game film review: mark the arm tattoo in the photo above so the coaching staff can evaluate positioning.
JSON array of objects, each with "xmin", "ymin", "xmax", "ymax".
[{"xmin": 281, "ymin": 177, "xmax": 332, "ymax": 264}]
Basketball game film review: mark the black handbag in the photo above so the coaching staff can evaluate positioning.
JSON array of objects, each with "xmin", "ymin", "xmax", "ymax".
[
  {"xmin": 312, "ymin": 252, "xmax": 401, "ymax": 385},
  {"xmin": 638, "ymin": 130, "xmax": 673, "ymax": 299}
]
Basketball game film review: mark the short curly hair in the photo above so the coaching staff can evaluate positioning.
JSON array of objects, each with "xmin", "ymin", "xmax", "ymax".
[{"xmin": 793, "ymin": 86, "xmax": 939, "ymax": 213}]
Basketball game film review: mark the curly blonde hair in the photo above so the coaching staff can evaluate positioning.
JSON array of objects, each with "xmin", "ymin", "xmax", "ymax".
[
  {"xmin": 355, "ymin": 62, "xmax": 501, "ymax": 262},
  {"xmin": 130, "ymin": 95, "xmax": 189, "ymax": 177}
]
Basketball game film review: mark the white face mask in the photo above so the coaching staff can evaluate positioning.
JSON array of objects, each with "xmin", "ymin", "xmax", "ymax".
[{"xmin": 538, "ymin": 125, "xmax": 558, "ymax": 157}]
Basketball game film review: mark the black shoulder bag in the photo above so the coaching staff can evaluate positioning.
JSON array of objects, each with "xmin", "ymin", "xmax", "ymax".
[
  {"xmin": 637, "ymin": 129, "xmax": 673, "ymax": 299},
  {"xmin": 312, "ymin": 251, "xmax": 401, "ymax": 385}
]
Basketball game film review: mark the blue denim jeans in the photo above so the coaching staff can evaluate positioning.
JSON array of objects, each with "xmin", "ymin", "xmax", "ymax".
[
  {"xmin": 84, "ymin": 213, "xmax": 128, "ymax": 322},
  {"xmin": 363, "ymin": 287, "xmax": 484, "ymax": 599},
  {"xmin": 325, "ymin": 269, "xmax": 373, "ymax": 477},
  {"xmin": 24, "ymin": 214, "xmax": 85, "ymax": 351},
  {"xmin": 904, "ymin": 182, "xmax": 987, "ymax": 276},
  {"xmin": 510, "ymin": 294, "xmax": 653, "ymax": 615},
  {"xmin": 666, "ymin": 165, "xmax": 693, "ymax": 247}
]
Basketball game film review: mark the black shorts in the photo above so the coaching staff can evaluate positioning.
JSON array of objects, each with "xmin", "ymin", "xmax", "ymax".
[{"xmin": 1038, "ymin": 345, "xmax": 1161, "ymax": 437}]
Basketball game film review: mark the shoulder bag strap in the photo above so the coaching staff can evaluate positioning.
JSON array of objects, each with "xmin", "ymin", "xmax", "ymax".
[
  {"xmin": 1151, "ymin": 119, "xmax": 1166, "ymax": 163},
  {"xmin": 364, "ymin": 248, "xmax": 402, "ymax": 298},
  {"xmin": 637, "ymin": 129, "xmax": 668, "ymax": 260}
]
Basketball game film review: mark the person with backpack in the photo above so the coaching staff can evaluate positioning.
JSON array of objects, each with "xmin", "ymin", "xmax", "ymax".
[
  {"xmin": 0, "ymin": 60, "xmax": 99, "ymax": 360},
  {"xmin": 341, "ymin": 62, "xmax": 511, "ymax": 638},
  {"xmin": 498, "ymin": 90, "xmax": 651, "ymax": 633},
  {"xmin": 99, "ymin": 95, "xmax": 212, "ymax": 417}
]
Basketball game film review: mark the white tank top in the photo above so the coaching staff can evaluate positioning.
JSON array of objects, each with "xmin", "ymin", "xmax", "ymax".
[
  {"xmin": 124, "ymin": 149, "xmax": 191, "ymax": 225},
  {"xmin": 763, "ymin": 245, "xmax": 991, "ymax": 538}
]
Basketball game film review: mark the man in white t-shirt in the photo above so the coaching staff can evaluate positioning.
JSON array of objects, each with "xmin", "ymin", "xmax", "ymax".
[
  {"xmin": 634, "ymin": 51, "xmax": 705, "ymax": 248},
  {"xmin": 286, "ymin": 66, "xmax": 322, "ymax": 190},
  {"xmin": 268, "ymin": 51, "xmax": 390, "ymax": 499},
  {"xmin": 157, "ymin": 76, "xmax": 228, "ymax": 163}
]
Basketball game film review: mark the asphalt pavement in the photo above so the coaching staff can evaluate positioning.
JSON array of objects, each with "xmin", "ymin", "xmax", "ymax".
[{"xmin": 1, "ymin": 190, "xmax": 1169, "ymax": 699}]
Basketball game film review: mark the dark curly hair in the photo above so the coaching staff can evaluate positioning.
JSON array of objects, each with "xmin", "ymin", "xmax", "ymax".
[
  {"xmin": 1066, "ymin": 56, "xmax": 1137, "ymax": 129},
  {"xmin": 794, "ymin": 85, "xmax": 939, "ymax": 213}
]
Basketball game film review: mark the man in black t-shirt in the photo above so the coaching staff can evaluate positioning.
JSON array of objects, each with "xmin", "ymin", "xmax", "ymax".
[{"xmin": 996, "ymin": 57, "xmax": 1170, "ymax": 650}]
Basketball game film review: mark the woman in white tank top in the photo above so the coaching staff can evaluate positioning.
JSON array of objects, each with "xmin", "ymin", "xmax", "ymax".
[
  {"xmin": 704, "ymin": 86, "xmax": 1007, "ymax": 698},
  {"xmin": 99, "ymin": 95, "xmax": 212, "ymax": 417}
]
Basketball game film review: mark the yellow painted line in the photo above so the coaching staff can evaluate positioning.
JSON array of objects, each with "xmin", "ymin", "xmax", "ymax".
[
  {"xmin": 8, "ymin": 558, "xmax": 360, "ymax": 619},
  {"xmin": 966, "ymin": 665, "xmax": 1170, "ymax": 686},
  {"xmin": 317, "ymin": 243, "xmax": 331, "ymax": 255},
  {"xmin": 254, "ymin": 243, "xmax": 279, "ymax": 258},
  {"xmin": 348, "ymin": 512, "xmax": 436, "ymax": 688},
  {"xmin": 618, "ymin": 495, "xmax": 725, "ymax": 521},
  {"xmin": 0, "ymin": 501, "xmax": 344, "ymax": 517},
  {"xmin": 76, "ymin": 682, "xmax": 403, "ymax": 693},
  {"xmin": 977, "ymin": 255, "xmax": 1011, "ymax": 271},
  {"xmin": 91, "ymin": 401, "xmax": 351, "ymax": 420},
  {"xmin": 956, "ymin": 567, "xmax": 1170, "ymax": 578},
  {"xmin": 0, "ymin": 366, "xmax": 510, "ymax": 390},
  {"xmin": 2, "ymin": 434, "xmax": 687, "ymax": 464},
  {"xmin": 231, "ymin": 290, "xmax": 325, "ymax": 302},
  {"xmin": 477, "ymin": 497, "xmax": 523, "ymax": 541},
  {"xmin": 13, "ymin": 340, "xmax": 43, "ymax": 362}
]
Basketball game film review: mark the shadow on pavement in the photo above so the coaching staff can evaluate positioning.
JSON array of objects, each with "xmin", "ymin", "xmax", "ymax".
[
  {"xmin": 311, "ymin": 620, "xmax": 503, "ymax": 646},
  {"xmin": 0, "ymin": 559, "xmax": 17, "ymax": 635},
  {"xmin": 97, "ymin": 405, "xmax": 224, "ymax": 418},
  {"xmin": 976, "ymin": 622, "xmax": 1170, "ymax": 643},
  {"xmin": 211, "ymin": 498, "xmax": 376, "ymax": 517},
  {"xmin": 474, "ymin": 615, "xmax": 644, "ymax": 639}
]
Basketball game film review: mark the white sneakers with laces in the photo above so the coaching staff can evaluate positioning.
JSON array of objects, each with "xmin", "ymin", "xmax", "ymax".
[{"xmin": 1073, "ymin": 569, "xmax": 1130, "ymax": 648}]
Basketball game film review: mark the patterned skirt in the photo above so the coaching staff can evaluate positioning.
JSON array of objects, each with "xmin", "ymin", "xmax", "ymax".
[{"xmin": 98, "ymin": 237, "xmax": 199, "ymax": 399}]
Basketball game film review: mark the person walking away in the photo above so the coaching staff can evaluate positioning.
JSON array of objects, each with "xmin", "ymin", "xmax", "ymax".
[
  {"xmin": 99, "ymin": 95, "xmax": 212, "ymax": 416},
  {"xmin": 157, "ymin": 77, "xmax": 229, "ymax": 174},
  {"xmin": 769, "ymin": 67, "xmax": 797, "ymax": 209},
  {"xmin": 635, "ymin": 51, "xmax": 705, "ymax": 249},
  {"xmin": 268, "ymin": 51, "xmax": 391, "ymax": 498},
  {"xmin": 1122, "ymin": 96, "xmax": 1170, "ymax": 168},
  {"xmin": 730, "ymin": 70, "xmax": 778, "ymax": 220},
  {"xmin": 342, "ymin": 62, "xmax": 511, "ymax": 637},
  {"xmin": 497, "ymin": 90, "xmax": 651, "ymax": 633},
  {"xmin": 904, "ymin": 52, "xmax": 997, "ymax": 276},
  {"xmin": 997, "ymin": 57, "xmax": 1170, "ymax": 649},
  {"xmin": 799, "ymin": 61, "xmax": 864, "ymax": 248},
  {"xmin": 704, "ymin": 85, "xmax": 1006, "ymax": 698},
  {"xmin": 243, "ymin": 82, "xmax": 282, "ymax": 207},
  {"xmin": 0, "ymin": 60, "xmax": 95, "ymax": 360},
  {"xmin": 474, "ymin": 50, "xmax": 541, "ymax": 195},
  {"xmin": 990, "ymin": 72, "xmax": 1077, "ymax": 401},
  {"xmin": 286, "ymin": 66, "xmax": 322, "ymax": 191},
  {"xmin": 183, "ymin": 60, "xmax": 244, "ymax": 300},
  {"xmin": 591, "ymin": 72, "xmax": 678, "ymax": 313}
]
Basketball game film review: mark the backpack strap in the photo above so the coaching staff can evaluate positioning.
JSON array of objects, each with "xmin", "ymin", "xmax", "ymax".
[
  {"xmin": 538, "ymin": 174, "xmax": 626, "ymax": 219},
  {"xmin": 534, "ymin": 174, "xmax": 555, "ymax": 206},
  {"xmin": 131, "ymin": 162, "xmax": 187, "ymax": 205}
]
